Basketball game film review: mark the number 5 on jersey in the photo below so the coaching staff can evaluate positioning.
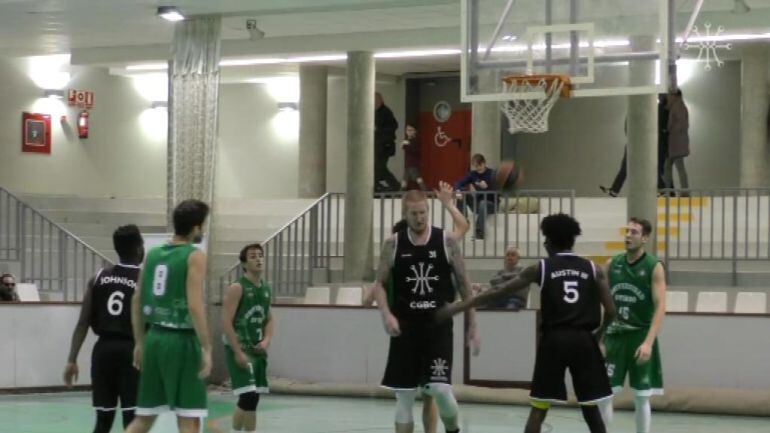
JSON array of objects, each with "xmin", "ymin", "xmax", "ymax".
[
  {"xmin": 563, "ymin": 281, "xmax": 579, "ymax": 304},
  {"xmin": 152, "ymin": 264, "xmax": 168, "ymax": 297}
]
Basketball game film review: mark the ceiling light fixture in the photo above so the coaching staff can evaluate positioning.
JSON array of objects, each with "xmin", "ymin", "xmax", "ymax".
[
  {"xmin": 43, "ymin": 89, "xmax": 65, "ymax": 99},
  {"xmin": 157, "ymin": 6, "xmax": 185, "ymax": 22}
]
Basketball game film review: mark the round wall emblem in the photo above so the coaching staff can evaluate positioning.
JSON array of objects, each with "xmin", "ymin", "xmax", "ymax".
[{"xmin": 433, "ymin": 101, "xmax": 452, "ymax": 123}]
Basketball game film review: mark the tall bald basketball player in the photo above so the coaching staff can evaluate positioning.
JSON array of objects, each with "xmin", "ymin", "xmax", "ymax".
[
  {"xmin": 64, "ymin": 224, "xmax": 144, "ymax": 433},
  {"xmin": 372, "ymin": 189, "xmax": 478, "ymax": 433}
]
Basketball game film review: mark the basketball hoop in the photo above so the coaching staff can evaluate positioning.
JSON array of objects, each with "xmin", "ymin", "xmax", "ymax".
[{"xmin": 500, "ymin": 74, "xmax": 571, "ymax": 134}]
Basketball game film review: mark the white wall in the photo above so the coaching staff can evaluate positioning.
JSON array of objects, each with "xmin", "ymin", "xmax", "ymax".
[
  {"xmin": 0, "ymin": 57, "xmax": 167, "ymax": 197},
  {"xmin": 216, "ymin": 83, "xmax": 300, "ymax": 199},
  {"xmin": 7, "ymin": 304, "xmax": 770, "ymax": 392}
]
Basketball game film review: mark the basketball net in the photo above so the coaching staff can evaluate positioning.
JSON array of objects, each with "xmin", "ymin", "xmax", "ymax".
[{"xmin": 500, "ymin": 75, "xmax": 570, "ymax": 134}]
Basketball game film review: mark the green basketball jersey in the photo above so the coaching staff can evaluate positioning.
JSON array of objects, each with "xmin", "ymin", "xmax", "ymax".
[
  {"xmin": 141, "ymin": 243, "xmax": 197, "ymax": 329},
  {"xmin": 226, "ymin": 276, "xmax": 272, "ymax": 351},
  {"xmin": 606, "ymin": 252, "xmax": 660, "ymax": 335}
]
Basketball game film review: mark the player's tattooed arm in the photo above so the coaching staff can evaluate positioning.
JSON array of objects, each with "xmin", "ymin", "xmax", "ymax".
[
  {"xmin": 63, "ymin": 276, "xmax": 95, "ymax": 385},
  {"xmin": 446, "ymin": 235, "xmax": 480, "ymax": 354},
  {"xmin": 595, "ymin": 265, "xmax": 616, "ymax": 338},
  {"xmin": 373, "ymin": 235, "xmax": 400, "ymax": 336}
]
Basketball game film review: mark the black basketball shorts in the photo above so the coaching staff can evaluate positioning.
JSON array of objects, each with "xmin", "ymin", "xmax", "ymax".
[
  {"xmin": 91, "ymin": 338, "xmax": 138, "ymax": 411},
  {"xmin": 530, "ymin": 328, "xmax": 613, "ymax": 405},
  {"xmin": 382, "ymin": 321, "xmax": 453, "ymax": 389}
]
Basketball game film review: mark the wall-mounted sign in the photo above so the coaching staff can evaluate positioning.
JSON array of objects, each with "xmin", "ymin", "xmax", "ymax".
[{"xmin": 67, "ymin": 89, "xmax": 94, "ymax": 109}]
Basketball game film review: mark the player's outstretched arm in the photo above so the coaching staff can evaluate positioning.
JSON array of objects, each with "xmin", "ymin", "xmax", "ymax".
[
  {"xmin": 594, "ymin": 265, "xmax": 616, "ymax": 338},
  {"xmin": 187, "ymin": 249, "xmax": 212, "ymax": 378},
  {"xmin": 63, "ymin": 276, "xmax": 95, "ymax": 386},
  {"xmin": 435, "ymin": 180, "xmax": 470, "ymax": 240},
  {"xmin": 437, "ymin": 264, "xmax": 539, "ymax": 322},
  {"xmin": 636, "ymin": 262, "xmax": 666, "ymax": 362},
  {"xmin": 445, "ymin": 235, "xmax": 479, "ymax": 353},
  {"xmin": 373, "ymin": 235, "xmax": 400, "ymax": 336}
]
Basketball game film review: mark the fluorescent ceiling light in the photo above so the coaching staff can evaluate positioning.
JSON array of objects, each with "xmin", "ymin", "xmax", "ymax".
[
  {"xmin": 219, "ymin": 58, "xmax": 284, "ymax": 66},
  {"xmin": 126, "ymin": 63, "xmax": 168, "ymax": 71},
  {"xmin": 157, "ymin": 6, "xmax": 184, "ymax": 22},
  {"xmin": 374, "ymin": 49, "xmax": 461, "ymax": 58}
]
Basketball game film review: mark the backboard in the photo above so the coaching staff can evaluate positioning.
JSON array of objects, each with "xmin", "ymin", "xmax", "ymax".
[{"xmin": 461, "ymin": 0, "xmax": 669, "ymax": 101}]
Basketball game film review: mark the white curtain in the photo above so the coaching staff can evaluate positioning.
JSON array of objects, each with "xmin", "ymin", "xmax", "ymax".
[{"xmin": 167, "ymin": 16, "xmax": 221, "ymax": 220}]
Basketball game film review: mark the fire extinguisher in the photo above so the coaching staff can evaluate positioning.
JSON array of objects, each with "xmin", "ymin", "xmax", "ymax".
[{"xmin": 78, "ymin": 110, "xmax": 89, "ymax": 139}]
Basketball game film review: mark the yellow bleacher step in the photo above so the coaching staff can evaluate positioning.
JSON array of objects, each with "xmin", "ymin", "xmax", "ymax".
[
  {"xmin": 657, "ymin": 197, "xmax": 710, "ymax": 207},
  {"xmin": 658, "ymin": 213, "xmax": 693, "ymax": 223},
  {"xmin": 605, "ymin": 241, "xmax": 666, "ymax": 252},
  {"xmin": 586, "ymin": 255, "xmax": 613, "ymax": 264}
]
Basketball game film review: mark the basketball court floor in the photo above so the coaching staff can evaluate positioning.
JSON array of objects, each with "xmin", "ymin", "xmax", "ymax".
[{"xmin": 0, "ymin": 392, "xmax": 766, "ymax": 433}]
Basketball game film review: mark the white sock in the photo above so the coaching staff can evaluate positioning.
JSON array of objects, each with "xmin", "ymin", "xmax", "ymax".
[
  {"xmin": 634, "ymin": 395, "xmax": 651, "ymax": 433},
  {"xmin": 597, "ymin": 398, "xmax": 614, "ymax": 426}
]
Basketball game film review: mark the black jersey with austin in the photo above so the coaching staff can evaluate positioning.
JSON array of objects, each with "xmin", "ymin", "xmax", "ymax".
[
  {"xmin": 539, "ymin": 253, "xmax": 601, "ymax": 332},
  {"xmin": 390, "ymin": 226, "xmax": 455, "ymax": 322},
  {"xmin": 91, "ymin": 264, "xmax": 140, "ymax": 339}
]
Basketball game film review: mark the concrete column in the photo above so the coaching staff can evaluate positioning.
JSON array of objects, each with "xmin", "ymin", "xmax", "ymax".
[
  {"xmin": 740, "ymin": 44, "xmax": 770, "ymax": 188},
  {"xmin": 298, "ymin": 64, "xmax": 328, "ymax": 198},
  {"xmin": 472, "ymin": 71, "xmax": 502, "ymax": 166},
  {"xmin": 627, "ymin": 36, "xmax": 658, "ymax": 247},
  {"xmin": 343, "ymin": 51, "xmax": 375, "ymax": 281}
]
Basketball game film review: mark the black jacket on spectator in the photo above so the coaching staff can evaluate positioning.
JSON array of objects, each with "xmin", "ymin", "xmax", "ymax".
[{"xmin": 375, "ymin": 104, "xmax": 398, "ymax": 156}]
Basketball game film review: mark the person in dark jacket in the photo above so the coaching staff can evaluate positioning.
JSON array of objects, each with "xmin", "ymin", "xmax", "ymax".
[
  {"xmin": 375, "ymin": 92, "xmax": 400, "ymax": 192},
  {"xmin": 400, "ymin": 124, "xmax": 426, "ymax": 191},
  {"xmin": 454, "ymin": 154, "xmax": 496, "ymax": 240}
]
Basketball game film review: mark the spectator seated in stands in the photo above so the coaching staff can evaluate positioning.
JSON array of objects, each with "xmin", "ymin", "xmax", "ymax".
[
  {"xmin": 472, "ymin": 246, "xmax": 527, "ymax": 310},
  {"xmin": 0, "ymin": 273, "xmax": 20, "ymax": 302}
]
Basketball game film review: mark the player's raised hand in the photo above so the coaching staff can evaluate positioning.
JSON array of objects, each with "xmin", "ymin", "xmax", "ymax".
[
  {"xmin": 382, "ymin": 312, "xmax": 401, "ymax": 336},
  {"xmin": 434, "ymin": 181, "xmax": 455, "ymax": 206},
  {"xmin": 63, "ymin": 362, "xmax": 78, "ymax": 387},
  {"xmin": 199, "ymin": 347, "xmax": 213, "ymax": 379}
]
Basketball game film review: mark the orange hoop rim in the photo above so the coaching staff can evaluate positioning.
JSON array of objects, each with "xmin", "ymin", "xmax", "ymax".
[{"xmin": 502, "ymin": 74, "xmax": 572, "ymax": 98}]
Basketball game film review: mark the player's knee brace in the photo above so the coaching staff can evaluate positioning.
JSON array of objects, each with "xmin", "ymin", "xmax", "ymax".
[
  {"xmin": 237, "ymin": 392, "xmax": 260, "ymax": 412},
  {"xmin": 394, "ymin": 389, "xmax": 418, "ymax": 424},
  {"xmin": 93, "ymin": 410, "xmax": 116, "ymax": 433},
  {"xmin": 422, "ymin": 383, "xmax": 458, "ymax": 418}
]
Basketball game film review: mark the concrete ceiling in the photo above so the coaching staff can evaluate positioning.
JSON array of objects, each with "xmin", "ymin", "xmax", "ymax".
[{"xmin": 1, "ymin": 0, "xmax": 768, "ymax": 78}]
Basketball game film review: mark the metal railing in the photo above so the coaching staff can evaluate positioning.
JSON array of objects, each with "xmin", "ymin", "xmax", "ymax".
[
  {"xmin": 660, "ymin": 188, "xmax": 770, "ymax": 285},
  {"xmin": 217, "ymin": 193, "xmax": 344, "ymax": 300},
  {"xmin": 216, "ymin": 190, "xmax": 573, "ymax": 300},
  {"xmin": 0, "ymin": 187, "xmax": 112, "ymax": 301},
  {"xmin": 376, "ymin": 190, "xmax": 576, "ymax": 259}
]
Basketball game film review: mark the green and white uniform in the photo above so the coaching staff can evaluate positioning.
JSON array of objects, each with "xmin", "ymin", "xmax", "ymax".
[
  {"xmin": 224, "ymin": 276, "xmax": 272, "ymax": 396},
  {"xmin": 604, "ymin": 252, "xmax": 664, "ymax": 396},
  {"xmin": 136, "ymin": 243, "xmax": 208, "ymax": 417}
]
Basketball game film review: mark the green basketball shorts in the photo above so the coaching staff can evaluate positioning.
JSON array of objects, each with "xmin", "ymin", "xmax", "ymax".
[
  {"xmin": 604, "ymin": 330, "xmax": 664, "ymax": 397},
  {"xmin": 136, "ymin": 326, "xmax": 208, "ymax": 417},
  {"xmin": 224, "ymin": 344, "xmax": 269, "ymax": 395}
]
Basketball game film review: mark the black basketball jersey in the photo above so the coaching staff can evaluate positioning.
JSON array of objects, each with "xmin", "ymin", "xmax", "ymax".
[
  {"xmin": 90, "ymin": 264, "xmax": 140, "ymax": 339},
  {"xmin": 391, "ymin": 226, "xmax": 455, "ymax": 321},
  {"xmin": 539, "ymin": 253, "xmax": 601, "ymax": 332}
]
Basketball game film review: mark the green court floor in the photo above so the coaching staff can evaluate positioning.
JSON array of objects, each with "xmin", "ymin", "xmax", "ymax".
[{"xmin": 0, "ymin": 392, "xmax": 766, "ymax": 432}]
